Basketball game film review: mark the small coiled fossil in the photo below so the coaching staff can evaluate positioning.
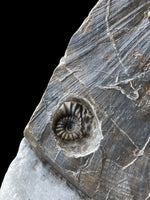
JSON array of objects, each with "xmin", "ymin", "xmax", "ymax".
[{"xmin": 53, "ymin": 101, "xmax": 93, "ymax": 141}]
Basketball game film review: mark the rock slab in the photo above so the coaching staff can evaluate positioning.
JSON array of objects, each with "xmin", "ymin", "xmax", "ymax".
[
  {"xmin": 24, "ymin": 0, "xmax": 150, "ymax": 199},
  {"xmin": 1, "ymin": 0, "xmax": 150, "ymax": 200}
]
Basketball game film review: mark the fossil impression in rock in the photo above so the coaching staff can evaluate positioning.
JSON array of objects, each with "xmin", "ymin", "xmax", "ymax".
[
  {"xmin": 52, "ymin": 100, "xmax": 94, "ymax": 141},
  {"xmin": 24, "ymin": 0, "xmax": 150, "ymax": 199}
]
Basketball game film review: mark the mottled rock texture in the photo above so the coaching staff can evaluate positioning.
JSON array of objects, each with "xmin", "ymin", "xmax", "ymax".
[{"xmin": 2, "ymin": 0, "xmax": 150, "ymax": 200}]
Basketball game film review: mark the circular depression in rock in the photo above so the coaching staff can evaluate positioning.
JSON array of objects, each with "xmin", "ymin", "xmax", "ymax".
[{"xmin": 51, "ymin": 97, "xmax": 103, "ymax": 157}]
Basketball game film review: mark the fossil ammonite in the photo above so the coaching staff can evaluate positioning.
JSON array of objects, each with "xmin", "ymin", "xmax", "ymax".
[{"xmin": 52, "ymin": 101, "xmax": 93, "ymax": 141}]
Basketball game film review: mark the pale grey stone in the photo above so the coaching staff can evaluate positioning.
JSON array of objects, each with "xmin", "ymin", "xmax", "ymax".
[{"xmin": 0, "ymin": 138, "xmax": 82, "ymax": 200}]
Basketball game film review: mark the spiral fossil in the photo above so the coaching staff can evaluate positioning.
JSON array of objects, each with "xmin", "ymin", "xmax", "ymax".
[{"xmin": 52, "ymin": 101, "xmax": 93, "ymax": 141}]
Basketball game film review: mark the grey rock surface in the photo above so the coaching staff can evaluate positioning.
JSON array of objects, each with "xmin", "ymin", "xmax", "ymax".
[
  {"xmin": 1, "ymin": 0, "xmax": 150, "ymax": 200},
  {"xmin": 24, "ymin": 0, "xmax": 150, "ymax": 199},
  {"xmin": 0, "ymin": 138, "xmax": 82, "ymax": 200}
]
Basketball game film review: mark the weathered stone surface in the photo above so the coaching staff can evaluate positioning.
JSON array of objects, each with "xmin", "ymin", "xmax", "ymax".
[
  {"xmin": 2, "ymin": 0, "xmax": 150, "ymax": 199},
  {"xmin": 25, "ymin": 2, "xmax": 150, "ymax": 200},
  {"xmin": 24, "ymin": 0, "xmax": 150, "ymax": 199},
  {"xmin": 0, "ymin": 138, "xmax": 82, "ymax": 200}
]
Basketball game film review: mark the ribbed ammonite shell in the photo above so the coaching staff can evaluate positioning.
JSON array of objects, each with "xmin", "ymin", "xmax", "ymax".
[{"xmin": 52, "ymin": 101, "xmax": 93, "ymax": 141}]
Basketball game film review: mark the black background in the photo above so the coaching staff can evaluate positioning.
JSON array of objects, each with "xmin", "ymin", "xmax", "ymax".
[{"xmin": 1, "ymin": 1, "xmax": 98, "ymax": 185}]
